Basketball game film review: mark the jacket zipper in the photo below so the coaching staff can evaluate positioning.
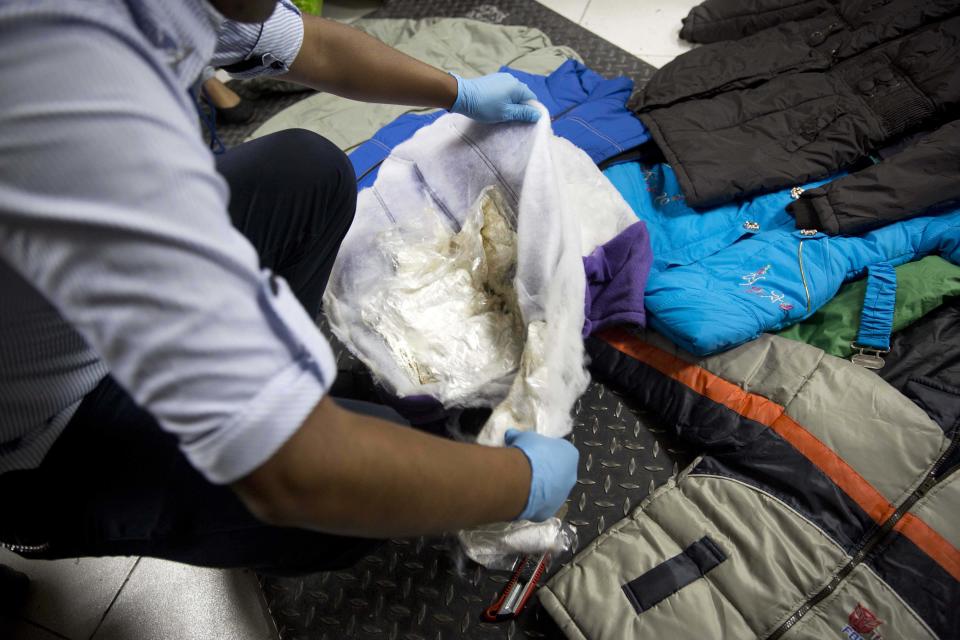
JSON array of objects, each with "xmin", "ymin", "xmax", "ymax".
[
  {"xmin": 767, "ymin": 430, "xmax": 960, "ymax": 639},
  {"xmin": 797, "ymin": 240, "xmax": 812, "ymax": 314},
  {"xmin": 0, "ymin": 539, "xmax": 51, "ymax": 554}
]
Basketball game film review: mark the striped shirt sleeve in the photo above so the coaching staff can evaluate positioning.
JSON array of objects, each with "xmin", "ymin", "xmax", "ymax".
[
  {"xmin": 0, "ymin": 13, "xmax": 335, "ymax": 484},
  {"xmin": 212, "ymin": 0, "xmax": 305, "ymax": 78}
]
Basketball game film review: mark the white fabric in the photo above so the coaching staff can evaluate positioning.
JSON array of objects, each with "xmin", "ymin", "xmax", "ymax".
[{"xmin": 324, "ymin": 104, "xmax": 635, "ymax": 562}]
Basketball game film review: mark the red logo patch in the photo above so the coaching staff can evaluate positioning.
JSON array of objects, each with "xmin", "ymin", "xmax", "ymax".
[{"xmin": 849, "ymin": 603, "xmax": 883, "ymax": 635}]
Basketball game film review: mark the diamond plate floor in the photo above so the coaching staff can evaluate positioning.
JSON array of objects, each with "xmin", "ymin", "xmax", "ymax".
[
  {"xmin": 215, "ymin": 1, "xmax": 670, "ymax": 637},
  {"xmin": 270, "ymin": 316, "xmax": 693, "ymax": 640},
  {"xmin": 262, "ymin": 378, "xmax": 692, "ymax": 640}
]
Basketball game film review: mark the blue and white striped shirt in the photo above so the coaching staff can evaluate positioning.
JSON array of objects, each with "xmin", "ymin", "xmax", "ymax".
[{"xmin": 0, "ymin": 0, "xmax": 338, "ymax": 484}]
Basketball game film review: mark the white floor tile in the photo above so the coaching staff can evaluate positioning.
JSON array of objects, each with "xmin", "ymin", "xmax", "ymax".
[
  {"xmin": 635, "ymin": 53, "xmax": 682, "ymax": 69},
  {"xmin": 532, "ymin": 0, "xmax": 591, "ymax": 23},
  {"xmin": 580, "ymin": 0, "xmax": 700, "ymax": 63},
  {"xmin": 90, "ymin": 560, "xmax": 274, "ymax": 640},
  {"xmin": 11, "ymin": 620, "xmax": 69, "ymax": 640},
  {"xmin": 0, "ymin": 549, "xmax": 137, "ymax": 640}
]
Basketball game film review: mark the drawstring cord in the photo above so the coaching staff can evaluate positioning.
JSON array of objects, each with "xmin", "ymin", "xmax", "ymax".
[{"xmin": 190, "ymin": 85, "xmax": 226, "ymax": 155}]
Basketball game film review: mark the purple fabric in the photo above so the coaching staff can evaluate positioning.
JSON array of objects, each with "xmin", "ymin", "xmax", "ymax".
[{"xmin": 582, "ymin": 221, "xmax": 653, "ymax": 337}]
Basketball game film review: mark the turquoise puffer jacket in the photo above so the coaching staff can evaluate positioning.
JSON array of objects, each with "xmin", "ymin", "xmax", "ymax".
[{"xmin": 604, "ymin": 162, "xmax": 960, "ymax": 355}]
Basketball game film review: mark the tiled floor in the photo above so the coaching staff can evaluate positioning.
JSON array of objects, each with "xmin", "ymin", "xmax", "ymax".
[
  {"xmin": 535, "ymin": 0, "xmax": 700, "ymax": 67},
  {"xmin": 3, "ymin": 1, "xmax": 700, "ymax": 639},
  {"xmin": 2, "ymin": 549, "xmax": 275, "ymax": 640}
]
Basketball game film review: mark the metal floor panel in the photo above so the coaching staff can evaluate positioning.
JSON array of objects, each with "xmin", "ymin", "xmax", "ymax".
[
  {"xmin": 219, "ymin": 1, "xmax": 669, "ymax": 636},
  {"xmin": 261, "ymin": 379, "xmax": 690, "ymax": 640}
]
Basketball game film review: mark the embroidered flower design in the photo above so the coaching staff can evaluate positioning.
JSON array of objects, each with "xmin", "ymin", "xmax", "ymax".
[
  {"xmin": 739, "ymin": 266, "xmax": 795, "ymax": 314},
  {"xmin": 740, "ymin": 264, "xmax": 771, "ymax": 287}
]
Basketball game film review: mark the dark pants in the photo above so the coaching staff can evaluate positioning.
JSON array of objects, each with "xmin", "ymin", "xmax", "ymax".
[{"xmin": 0, "ymin": 130, "xmax": 395, "ymax": 574}]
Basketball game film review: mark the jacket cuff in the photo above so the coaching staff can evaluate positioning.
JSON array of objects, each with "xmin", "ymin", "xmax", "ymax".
[{"xmin": 788, "ymin": 192, "xmax": 840, "ymax": 235}]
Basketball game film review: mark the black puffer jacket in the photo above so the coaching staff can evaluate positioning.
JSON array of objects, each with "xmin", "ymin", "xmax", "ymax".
[
  {"xmin": 881, "ymin": 296, "xmax": 960, "ymax": 393},
  {"xmin": 680, "ymin": 0, "xmax": 836, "ymax": 44},
  {"xmin": 637, "ymin": 0, "xmax": 960, "ymax": 234}
]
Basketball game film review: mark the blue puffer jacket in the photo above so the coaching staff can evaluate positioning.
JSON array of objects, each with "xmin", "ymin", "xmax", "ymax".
[
  {"xmin": 350, "ymin": 59, "xmax": 650, "ymax": 189},
  {"xmin": 605, "ymin": 162, "xmax": 960, "ymax": 355}
]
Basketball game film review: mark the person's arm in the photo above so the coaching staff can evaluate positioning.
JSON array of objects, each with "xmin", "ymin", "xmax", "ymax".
[
  {"xmin": 213, "ymin": 6, "xmax": 540, "ymax": 122},
  {"xmin": 234, "ymin": 397, "xmax": 530, "ymax": 537},
  {"xmin": 284, "ymin": 14, "xmax": 541, "ymax": 123},
  {"xmin": 284, "ymin": 14, "xmax": 459, "ymax": 110}
]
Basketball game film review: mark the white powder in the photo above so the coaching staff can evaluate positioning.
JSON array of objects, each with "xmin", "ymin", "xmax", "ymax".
[{"xmin": 359, "ymin": 187, "xmax": 525, "ymax": 405}]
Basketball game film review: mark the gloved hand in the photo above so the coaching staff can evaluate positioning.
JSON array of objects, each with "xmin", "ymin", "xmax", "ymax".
[
  {"xmin": 505, "ymin": 428, "xmax": 579, "ymax": 522},
  {"xmin": 449, "ymin": 73, "xmax": 541, "ymax": 124}
]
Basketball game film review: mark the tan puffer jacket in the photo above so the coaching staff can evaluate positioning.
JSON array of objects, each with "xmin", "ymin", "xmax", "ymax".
[{"xmin": 540, "ymin": 330, "xmax": 959, "ymax": 639}]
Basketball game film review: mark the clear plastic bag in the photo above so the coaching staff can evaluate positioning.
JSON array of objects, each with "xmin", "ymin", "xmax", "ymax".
[
  {"xmin": 456, "ymin": 516, "xmax": 580, "ymax": 571},
  {"xmin": 356, "ymin": 187, "xmax": 524, "ymax": 406}
]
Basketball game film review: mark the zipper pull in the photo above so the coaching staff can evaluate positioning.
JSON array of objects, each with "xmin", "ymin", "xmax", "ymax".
[
  {"xmin": 790, "ymin": 186, "xmax": 805, "ymax": 199},
  {"xmin": 917, "ymin": 472, "xmax": 939, "ymax": 497}
]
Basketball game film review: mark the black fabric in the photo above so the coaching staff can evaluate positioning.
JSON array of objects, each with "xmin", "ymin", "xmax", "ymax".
[
  {"xmin": 597, "ymin": 140, "xmax": 666, "ymax": 171},
  {"xmin": 622, "ymin": 536, "xmax": 726, "ymax": 613},
  {"xmin": 899, "ymin": 377, "xmax": 960, "ymax": 436},
  {"xmin": 880, "ymin": 297, "xmax": 960, "ymax": 394},
  {"xmin": 585, "ymin": 337, "xmax": 875, "ymax": 553},
  {"xmin": 218, "ymin": 128, "xmax": 358, "ymax": 317},
  {"xmin": 865, "ymin": 529, "xmax": 960, "ymax": 640},
  {"xmin": 0, "ymin": 376, "xmax": 397, "ymax": 572},
  {"xmin": 0, "ymin": 130, "xmax": 401, "ymax": 573},
  {"xmin": 221, "ymin": 56, "xmax": 263, "ymax": 75},
  {"xmin": 680, "ymin": 0, "xmax": 834, "ymax": 45},
  {"xmin": 636, "ymin": 0, "xmax": 960, "ymax": 219},
  {"xmin": 0, "ymin": 563, "xmax": 29, "ymax": 638},
  {"xmin": 787, "ymin": 122, "xmax": 960, "ymax": 236},
  {"xmin": 642, "ymin": 1, "xmax": 960, "ymax": 111}
]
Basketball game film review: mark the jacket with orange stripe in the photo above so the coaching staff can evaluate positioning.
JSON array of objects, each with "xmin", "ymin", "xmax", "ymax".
[{"xmin": 540, "ymin": 331, "xmax": 959, "ymax": 640}]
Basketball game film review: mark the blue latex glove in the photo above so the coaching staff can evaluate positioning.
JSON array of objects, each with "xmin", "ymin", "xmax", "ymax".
[
  {"xmin": 505, "ymin": 428, "xmax": 579, "ymax": 522},
  {"xmin": 449, "ymin": 73, "xmax": 541, "ymax": 123}
]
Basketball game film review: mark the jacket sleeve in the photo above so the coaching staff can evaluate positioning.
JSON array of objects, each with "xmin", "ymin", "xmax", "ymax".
[
  {"xmin": 788, "ymin": 120, "xmax": 960, "ymax": 235},
  {"xmin": 680, "ymin": 0, "xmax": 833, "ymax": 44}
]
